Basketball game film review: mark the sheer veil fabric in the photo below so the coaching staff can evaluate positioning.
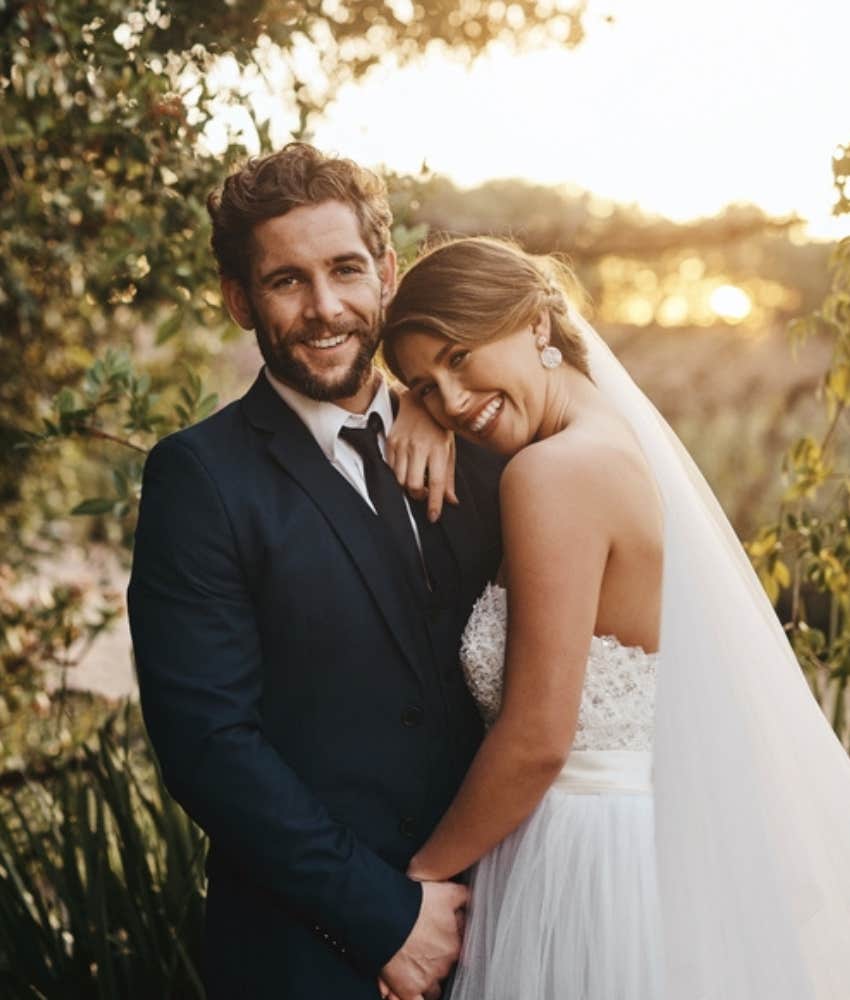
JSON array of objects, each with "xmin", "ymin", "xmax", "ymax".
[{"xmin": 573, "ymin": 310, "xmax": 850, "ymax": 998}]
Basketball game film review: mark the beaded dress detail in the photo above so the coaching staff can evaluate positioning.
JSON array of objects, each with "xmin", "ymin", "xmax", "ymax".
[
  {"xmin": 459, "ymin": 583, "xmax": 657, "ymax": 749},
  {"xmin": 448, "ymin": 583, "xmax": 664, "ymax": 1000}
]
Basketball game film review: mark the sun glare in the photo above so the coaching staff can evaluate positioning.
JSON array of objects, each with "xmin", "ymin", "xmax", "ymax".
[
  {"xmin": 207, "ymin": 0, "xmax": 850, "ymax": 240},
  {"xmin": 709, "ymin": 285, "xmax": 752, "ymax": 323},
  {"xmin": 305, "ymin": 0, "xmax": 850, "ymax": 239}
]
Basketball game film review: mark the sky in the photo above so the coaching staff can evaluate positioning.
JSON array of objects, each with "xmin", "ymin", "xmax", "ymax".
[{"xmin": 295, "ymin": 0, "xmax": 848, "ymax": 238}]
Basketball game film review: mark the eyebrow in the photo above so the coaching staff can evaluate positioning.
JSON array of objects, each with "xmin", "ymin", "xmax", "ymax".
[
  {"xmin": 257, "ymin": 251, "xmax": 372, "ymax": 287},
  {"xmin": 407, "ymin": 342, "xmax": 454, "ymax": 389}
]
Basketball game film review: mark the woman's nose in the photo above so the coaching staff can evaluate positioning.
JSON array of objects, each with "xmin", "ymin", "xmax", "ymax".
[{"xmin": 442, "ymin": 381, "xmax": 470, "ymax": 418}]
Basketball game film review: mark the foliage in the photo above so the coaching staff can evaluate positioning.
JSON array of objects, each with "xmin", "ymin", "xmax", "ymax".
[
  {"xmin": 0, "ymin": 565, "xmax": 121, "ymax": 746},
  {"xmin": 0, "ymin": 711, "xmax": 207, "ymax": 999},
  {"xmin": 0, "ymin": 345, "xmax": 214, "ymax": 792},
  {"xmin": 748, "ymin": 157, "xmax": 850, "ymax": 744},
  {"xmin": 1, "ymin": 1, "xmax": 234, "ymax": 556},
  {"xmin": 29, "ymin": 349, "xmax": 218, "ymax": 514}
]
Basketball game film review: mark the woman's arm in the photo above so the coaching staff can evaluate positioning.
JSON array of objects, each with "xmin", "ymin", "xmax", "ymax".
[{"xmin": 407, "ymin": 440, "xmax": 613, "ymax": 881}]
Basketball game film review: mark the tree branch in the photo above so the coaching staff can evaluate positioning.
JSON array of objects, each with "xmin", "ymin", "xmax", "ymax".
[{"xmin": 76, "ymin": 427, "xmax": 149, "ymax": 454}]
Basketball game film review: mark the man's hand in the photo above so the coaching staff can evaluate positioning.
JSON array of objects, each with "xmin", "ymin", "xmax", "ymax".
[
  {"xmin": 379, "ymin": 881, "xmax": 469, "ymax": 1000},
  {"xmin": 387, "ymin": 389, "xmax": 457, "ymax": 523}
]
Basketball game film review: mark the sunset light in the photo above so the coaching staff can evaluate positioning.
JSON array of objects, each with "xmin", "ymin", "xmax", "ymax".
[
  {"xmin": 215, "ymin": 0, "xmax": 849, "ymax": 240},
  {"xmin": 709, "ymin": 285, "xmax": 753, "ymax": 324}
]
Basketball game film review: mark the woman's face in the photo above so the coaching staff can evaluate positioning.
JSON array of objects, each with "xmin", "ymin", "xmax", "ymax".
[{"xmin": 392, "ymin": 322, "xmax": 549, "ymax": 456}]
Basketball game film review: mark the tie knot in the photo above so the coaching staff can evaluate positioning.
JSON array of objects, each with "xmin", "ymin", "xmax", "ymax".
[{"xmin": 339, "ymin": 412, "xmax": 385, "ymax": 457}]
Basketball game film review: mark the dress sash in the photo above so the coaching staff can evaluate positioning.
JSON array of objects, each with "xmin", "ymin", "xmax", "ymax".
[{"xmin": 553, "ymin": 750, "xmax": 653, "ymax": 796}]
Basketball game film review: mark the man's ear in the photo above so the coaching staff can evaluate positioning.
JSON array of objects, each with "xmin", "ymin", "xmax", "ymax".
[
  {"xmin": 221, "ymin": 277, "xmax": 254, "ymax": 330},
  {"xmin": 379, "ymin": 247, "xmax": 398, "ymax": 306}
]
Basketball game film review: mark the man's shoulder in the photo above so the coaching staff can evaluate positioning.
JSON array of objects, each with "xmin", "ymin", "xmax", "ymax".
[
  {"xmin": 147, "ymin": 392, "xmax": 259, "ymax": 478},
  {"xmin": 155, "ymin": 396, "xmax": 242, "ymax": 449}
]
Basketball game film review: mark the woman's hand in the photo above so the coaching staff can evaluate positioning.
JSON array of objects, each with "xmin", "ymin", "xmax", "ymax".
[{"xmin": 387, "ymin": 390, "xmax": 458, "ymax": 522}]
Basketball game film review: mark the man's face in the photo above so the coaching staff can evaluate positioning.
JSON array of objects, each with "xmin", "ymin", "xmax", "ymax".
[{"xmin": 234, "ymin": 200, "xmax": 394, "ymax": 412}]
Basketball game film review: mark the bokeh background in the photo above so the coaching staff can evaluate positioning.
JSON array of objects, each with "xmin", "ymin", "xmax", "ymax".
[{"xmin": 1, "ymin": 2, "xmax": 849, "ymax": 995}]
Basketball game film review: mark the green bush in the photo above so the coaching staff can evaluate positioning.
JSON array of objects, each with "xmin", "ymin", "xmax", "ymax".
[{"xmin": 0, "ymin": 711, "xmax": 206, "ymax": 999}]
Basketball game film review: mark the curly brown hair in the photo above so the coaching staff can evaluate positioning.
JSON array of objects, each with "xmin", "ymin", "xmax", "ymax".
[{"xmin": 206, "ymin": 142, "xmax": 393, "ymax": 286}]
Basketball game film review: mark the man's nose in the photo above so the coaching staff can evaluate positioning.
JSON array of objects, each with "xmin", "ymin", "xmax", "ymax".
[{"xmin": 304, "ymin": 276, "xmax": 344, "ymax": 324}]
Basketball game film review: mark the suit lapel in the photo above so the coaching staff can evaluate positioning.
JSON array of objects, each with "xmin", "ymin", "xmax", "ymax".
[{"xmin": 242, "ymin": 373, "xmax": 427, "ymax": 682}]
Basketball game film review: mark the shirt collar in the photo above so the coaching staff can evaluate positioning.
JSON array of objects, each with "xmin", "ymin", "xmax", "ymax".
[{"xmin": 264, "ymin": 367, "xmax": 394, "ymax": 462}]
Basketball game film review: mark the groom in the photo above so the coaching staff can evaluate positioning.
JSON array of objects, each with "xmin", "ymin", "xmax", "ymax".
[{"xmin": 127, "ymin": 143, "xmax": 503, "ymax": 999}]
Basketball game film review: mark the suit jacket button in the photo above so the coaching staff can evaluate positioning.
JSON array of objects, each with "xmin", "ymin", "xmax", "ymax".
[
  {"xmin": 401, "ymin": 704, "xmax": 424, "ymax": 727},
  {"xmin": 399, "ymin": 816, "xmax": 416, "ymax": 839}
]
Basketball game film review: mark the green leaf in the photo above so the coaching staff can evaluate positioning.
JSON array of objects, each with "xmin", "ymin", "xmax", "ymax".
[
  {"xmin": 71, "ymin": 498, "xmax": 115, "ymax": 516},
  {"xmin": 56, "ymin": 387, "xmax": 77, "ymax": 414},
  {"xmin": 195, "ymin": 393, "xmax": 218, "ymax": 419},
  {"xmin": 156, "ymin": 310, "xmax": 184, "ymax": 344}
]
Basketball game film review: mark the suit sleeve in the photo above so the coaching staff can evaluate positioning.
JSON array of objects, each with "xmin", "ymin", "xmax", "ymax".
[{"xmin": 127, "ymin": 436, "xmax": 421, "ymax": 974}]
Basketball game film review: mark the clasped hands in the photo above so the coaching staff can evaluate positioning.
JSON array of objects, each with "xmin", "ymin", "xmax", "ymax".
[{"xmin": 377, "ymin": 876, "xmax": 469, "ymax": 1000}]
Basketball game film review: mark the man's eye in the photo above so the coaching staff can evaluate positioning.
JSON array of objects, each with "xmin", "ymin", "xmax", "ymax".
[
  {"xmin": 418, "ymin": 383, "xmax": 435, "ymax": 399},
  {"xmin": 273, "ymin": 275, "xmax": 299, "ymax": 288},
  {"xmin": 449, "ymin": 350, "xmax": 469, "ymax": 369},
  {"xmin": 336, "ymin": 265, "xmax": 362, "ymax": 276}
]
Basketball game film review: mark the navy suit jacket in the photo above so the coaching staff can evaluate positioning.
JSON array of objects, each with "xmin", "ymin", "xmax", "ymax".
[{"xmin": 127, "ymin": 372, "xmax": 503, "ymax": 998}]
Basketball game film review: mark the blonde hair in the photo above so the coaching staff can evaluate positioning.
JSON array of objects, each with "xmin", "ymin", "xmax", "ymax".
[{"xmin": 382, "ymin": 236, "xmax": 590, "ymax": 382}]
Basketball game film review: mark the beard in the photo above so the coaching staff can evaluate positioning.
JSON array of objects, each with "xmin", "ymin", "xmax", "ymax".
[{"xmin": 253, "ymin": 309, "xmax": 381, "ymax": 402}]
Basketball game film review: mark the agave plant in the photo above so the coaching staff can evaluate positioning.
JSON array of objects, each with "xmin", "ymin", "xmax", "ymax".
[{"xmin": 0, "ymin": 716, "xmax": 207, "ymax": 999}]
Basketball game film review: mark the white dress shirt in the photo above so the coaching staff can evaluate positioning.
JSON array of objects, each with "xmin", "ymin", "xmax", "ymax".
[{"xmin": 264, "ymin": 368, "xmax": 423, "ymax": 547}]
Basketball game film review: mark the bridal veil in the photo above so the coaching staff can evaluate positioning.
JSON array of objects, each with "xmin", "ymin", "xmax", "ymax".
[{"xmin": 573, "ymin": 310, "xmax": 850, "ymax": 998}]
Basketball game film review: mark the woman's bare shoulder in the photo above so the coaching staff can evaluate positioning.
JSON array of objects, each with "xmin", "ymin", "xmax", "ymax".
[{"xmin": 500, "ymin": 427, "xmax": 628, "ymax": 511}]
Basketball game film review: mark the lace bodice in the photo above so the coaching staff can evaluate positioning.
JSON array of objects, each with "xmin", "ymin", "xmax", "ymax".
[{"xmin": 460, "ymin": 584, "xmax": 657, "ymax": 751}]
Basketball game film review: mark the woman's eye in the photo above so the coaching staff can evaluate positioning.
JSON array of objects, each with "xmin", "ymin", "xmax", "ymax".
[
  {"xmin": 418, "ymin": 383, "xmax": 435, "ymax": 399},
  {"xmin": 448, "ymin": 350, "xmax": 469, "ymax": 369}
]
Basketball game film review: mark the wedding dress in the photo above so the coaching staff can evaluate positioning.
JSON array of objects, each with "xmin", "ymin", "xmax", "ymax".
[
  {"xmin": 451, "ymin": 583, "xmax": 664, "ymax": 999},
  {"xmin": 445, "ymin": 311, "xmax": 850, "ymax": 999}
]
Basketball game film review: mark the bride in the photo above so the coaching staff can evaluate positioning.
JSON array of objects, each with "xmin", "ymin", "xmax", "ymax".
[{"xmin": 380, "ymin": 236, "xmax": 850, "ymax": 999}]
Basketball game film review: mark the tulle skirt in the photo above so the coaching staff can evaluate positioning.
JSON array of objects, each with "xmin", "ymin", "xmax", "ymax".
[{"xmin": 449, "ymin": 750, "xmax": 664, "ymax": 1000}]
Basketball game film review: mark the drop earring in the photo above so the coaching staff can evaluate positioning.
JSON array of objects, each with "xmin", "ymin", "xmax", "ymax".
[{"xmin": 536, "ymin": 334, "xmax": 563, "ymax": 369}]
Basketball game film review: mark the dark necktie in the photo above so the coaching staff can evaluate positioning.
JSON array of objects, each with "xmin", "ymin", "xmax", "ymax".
[{"xmin": 340, "ymin": 413, "xmax": 429, "ymax": 588}]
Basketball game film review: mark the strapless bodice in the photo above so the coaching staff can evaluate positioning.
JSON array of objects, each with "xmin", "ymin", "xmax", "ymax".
[{"xmin": 459, "ymin": 583, "xmax": 657, "ymax": 751}]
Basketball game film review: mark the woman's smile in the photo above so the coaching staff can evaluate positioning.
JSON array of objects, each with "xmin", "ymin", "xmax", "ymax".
[{"xmin": 465, "ymin": 393, "xmax": 505, "ymax": 437}]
